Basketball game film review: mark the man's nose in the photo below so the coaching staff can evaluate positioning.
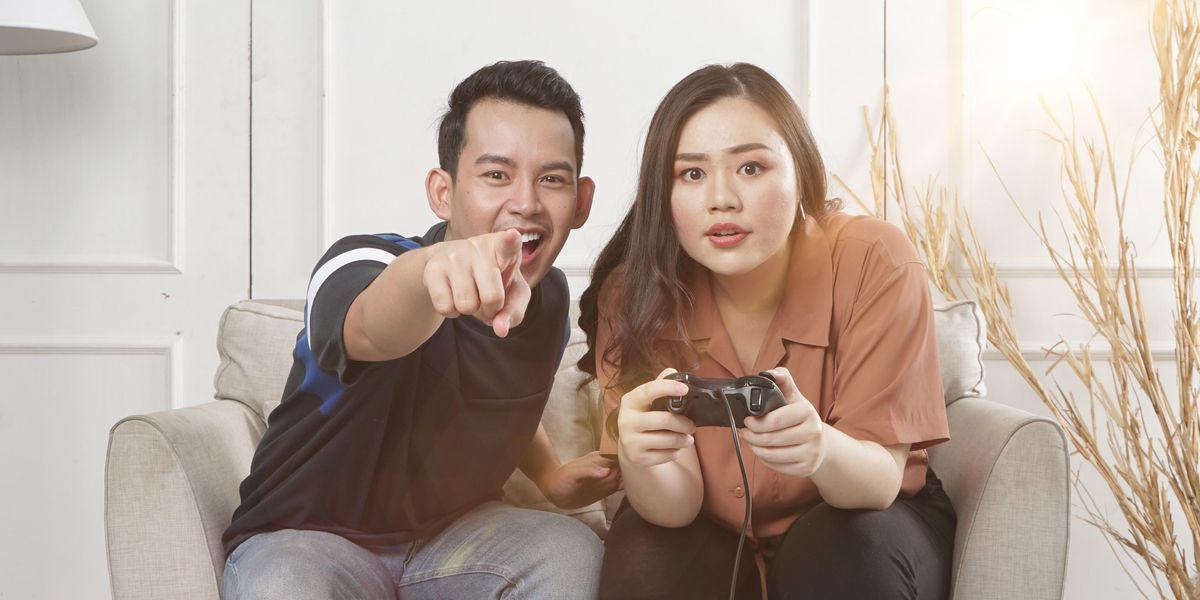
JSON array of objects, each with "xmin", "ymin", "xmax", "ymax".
[{"xmin": 507, "ymin": 180, "xmax": 542, "ymax": 216}]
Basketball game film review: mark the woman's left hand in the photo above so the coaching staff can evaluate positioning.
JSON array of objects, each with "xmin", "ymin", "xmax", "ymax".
[{"xmin": 740, "ymin": 367, "xmax": 827, "ymax": 478}]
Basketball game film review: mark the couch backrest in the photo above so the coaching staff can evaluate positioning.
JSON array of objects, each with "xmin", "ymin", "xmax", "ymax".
[
  {"xmin": 212, "ymin": 297, "xmax": 987, "ymax": 534},
  {"xmin": 214, "ymin": 298, "xmax": 987, "ymax": 420}
]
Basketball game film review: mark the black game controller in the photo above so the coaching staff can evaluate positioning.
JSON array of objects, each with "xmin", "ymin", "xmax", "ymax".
[{"xmin": 650, "ymin": 372, "xmax": 786, "ymax": 427}]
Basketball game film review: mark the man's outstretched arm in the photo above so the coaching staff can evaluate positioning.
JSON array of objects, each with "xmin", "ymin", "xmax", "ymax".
[{"xmin": 344, "ymin": 229, "xmax": 528, "ymax": 362}]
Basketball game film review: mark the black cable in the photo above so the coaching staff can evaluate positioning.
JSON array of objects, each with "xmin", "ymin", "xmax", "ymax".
[{"xmin": 718, "ymin": 389, "xmax": 752, "ymax": 600}]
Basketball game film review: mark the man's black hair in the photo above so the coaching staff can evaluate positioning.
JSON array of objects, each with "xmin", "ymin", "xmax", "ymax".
[{"xmin": 438, "ymin": 60, "xmax": 585, "ymax": 179}]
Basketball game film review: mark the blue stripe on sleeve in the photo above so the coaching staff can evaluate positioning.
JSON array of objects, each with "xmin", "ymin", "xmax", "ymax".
[
  {"xmin": 374, "ymin": 233, "xmax": 421, "ymax": 251},
  {"xmin": 294, "ymin": 329, "xmax": 348, "ymax": 416}
]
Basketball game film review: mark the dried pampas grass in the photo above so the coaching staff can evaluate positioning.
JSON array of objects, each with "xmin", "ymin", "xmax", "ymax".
[{"xmin": 837, "ymin": 1, "xmax": 1200, "ymax": 597}]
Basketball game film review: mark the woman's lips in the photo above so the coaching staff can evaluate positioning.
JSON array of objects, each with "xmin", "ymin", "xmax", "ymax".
[
  {"xmin": 706, "ymin": 223, "xmax": 748, "ymax": 248},
  {"xmin": 707, "ymin": 231, "xmax": 747, "ymax": 248}
]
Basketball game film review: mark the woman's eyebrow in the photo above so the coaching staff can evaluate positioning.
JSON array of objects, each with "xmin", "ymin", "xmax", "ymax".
[
  {"xmin": 726, "ymin": 142, "xmax": 771, "ymax": 155},
  {"xmin": 675, "ymin": 142, "xmax": 774, "ymax": 163}
]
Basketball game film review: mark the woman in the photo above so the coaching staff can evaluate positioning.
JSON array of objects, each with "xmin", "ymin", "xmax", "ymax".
[{"xmin": 579, "ymin": 63, "xmax": 955, "ymax": 599}]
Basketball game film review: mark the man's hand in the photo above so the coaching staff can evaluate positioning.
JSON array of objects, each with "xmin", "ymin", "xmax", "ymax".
[
  {"xmin": 422, "ymin": 228, "xmax": 530, "ymax": 337},
  {"xmin": 536, "ymin": 451, "xmax": 622, "ymax": 509},
  {"xmin": 740, "ymin": 367, "xmax": 827, "ymax": 478}
]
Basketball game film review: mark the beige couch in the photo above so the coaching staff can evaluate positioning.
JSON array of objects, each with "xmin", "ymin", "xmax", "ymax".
[{"xmin": 105, "ymin": 298, "xmax": 1069, "ymax": 600}]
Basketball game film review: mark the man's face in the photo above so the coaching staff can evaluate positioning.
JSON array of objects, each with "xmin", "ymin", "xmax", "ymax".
[{"xmin": 429, "ymin": 98, "xmax": 593, "ymax": 287}]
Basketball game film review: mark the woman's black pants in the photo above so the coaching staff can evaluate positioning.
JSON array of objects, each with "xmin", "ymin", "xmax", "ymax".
[{"xmin": 598, "ymin": 470, "xmax": 956, "ymax": 600}]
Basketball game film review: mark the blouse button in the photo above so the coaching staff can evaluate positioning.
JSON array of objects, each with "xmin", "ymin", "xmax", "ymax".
[{"xmin": 733, "ymin": 486, "xmax": 745, "ymax": 498}]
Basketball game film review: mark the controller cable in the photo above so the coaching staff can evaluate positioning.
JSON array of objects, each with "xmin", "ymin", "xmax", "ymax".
[{"xmin": 718, "ymin": 389, "xmax": 752, "ymax": 600}]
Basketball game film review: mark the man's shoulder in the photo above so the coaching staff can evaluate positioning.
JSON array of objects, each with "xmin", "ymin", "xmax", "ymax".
[
  {"xmin": 539, "ymin": 266, "xmax": 568, "ymax": 296},
  {"xmin": 530, "ymin": 266, "xmax": 570, "ymax": 327}
]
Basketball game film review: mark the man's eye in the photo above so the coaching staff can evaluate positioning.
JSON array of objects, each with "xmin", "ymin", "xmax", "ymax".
[
  {"xmin": 541, "ymin": 175, "xmax": 565, "ymax": 184},
  {"xmin": 680, "ymin": 168, "xmax": 705, "ymax": 182},
  {"xmin": 485, "ymin": 171, "xmax": 508, "ymax": 180},
  {"xmin": 739, "ymin": 162, "xmax": 763, "ymax": 176}
]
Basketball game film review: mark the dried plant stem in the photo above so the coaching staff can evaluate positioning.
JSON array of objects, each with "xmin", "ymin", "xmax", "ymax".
[{"xmin": 838, "ymin": 2, "xmax": 1200, "ymax": 595}]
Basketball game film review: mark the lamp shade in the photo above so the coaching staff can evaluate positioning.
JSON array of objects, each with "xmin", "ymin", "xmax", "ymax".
[{"xmin": 0, "ymin": 0, "xmax": 97, "ymax": 55}]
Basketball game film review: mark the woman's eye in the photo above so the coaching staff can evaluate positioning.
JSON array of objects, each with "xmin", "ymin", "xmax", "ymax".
[
  {"xmin": 739, "ymin": 162, "xmax": 762, "ymax": 176},
  {"xmin": 681, "ymin": 168, "xmax": 705, "ymax": 182}
]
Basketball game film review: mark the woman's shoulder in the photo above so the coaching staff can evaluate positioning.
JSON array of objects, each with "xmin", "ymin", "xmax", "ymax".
[{"xmin": 820, "ymin": 211, "xmax": 921, "ymax": 269}]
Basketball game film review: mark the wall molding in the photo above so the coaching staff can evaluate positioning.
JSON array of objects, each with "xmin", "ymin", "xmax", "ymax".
[
  {"xmin": 983, "ymin": 342, "xmax": 1177, "ymax": 362},
  {"xmin": 961, "ymin": 263, "xmax": 1195, "ymax": 279},
  {"xmin": 320, "ymin": 0, "xmax": 336, "ymax": 251},
  {"xmin": 0, "ymin": 0, "xmax": 185, "ymax": 275},
  {"xmin": 0, "ymin": 260, "xmax": 180, "ymax": 274},
  {"xmin": 0, "ymin": 337, "xmax": 181, "ymax": 409}
]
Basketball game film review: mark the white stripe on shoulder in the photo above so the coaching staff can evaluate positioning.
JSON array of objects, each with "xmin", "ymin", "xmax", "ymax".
[{"xmin": 305, "ymin": 247, "xmax": 398, "ymax": 348}]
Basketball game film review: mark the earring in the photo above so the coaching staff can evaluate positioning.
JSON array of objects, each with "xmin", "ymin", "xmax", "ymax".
[{"xmin": 798, "ymin": 201, "xmax": 808, "ymax": 222}]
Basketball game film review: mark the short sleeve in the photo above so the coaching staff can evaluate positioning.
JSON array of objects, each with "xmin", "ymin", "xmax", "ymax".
[
  {"xmin": 305, "ymin": 234, "xmax": 419, "ymax": 385},
  {"xmin": 828, "ymin": 245, "xmax": 949, "ymax": 451}
]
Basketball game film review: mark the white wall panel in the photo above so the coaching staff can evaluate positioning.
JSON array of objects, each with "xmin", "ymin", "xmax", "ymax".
[
  {"xmin": 887, "ymin": 1, "xmax": 1169, "ymax": 597},
  {"xmin": 0, "ymin": 350, "xmax": 170, "ymax": 598},
  {"xmin": 0, "ymin": 0, "xmax": 175, "ymax": 271},
  {"xmin": 0, "ymin": 0, "xmax": 251, "ymax": 597},
  {"xmin": 812, "ymin": 0, "xmax": 885, "ymax": 213},
  {"xmin": 253, "ymin": 0, "xmax": 810, "ymax": 298}
]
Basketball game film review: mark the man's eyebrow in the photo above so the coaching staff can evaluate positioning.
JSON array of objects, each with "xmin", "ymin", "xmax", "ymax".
[
  {"xmin": 541, "ymin": 161, "xmax": 575, "ymax": 173},
  {"xmin": 474, "ymin": 154, "xmax": 516, "ymax": 168}
]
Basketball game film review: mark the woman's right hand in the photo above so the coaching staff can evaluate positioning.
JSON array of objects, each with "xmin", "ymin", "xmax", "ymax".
[{"xmin": 617, "ymin": 368, "xmax": 697, "ymax": 468}]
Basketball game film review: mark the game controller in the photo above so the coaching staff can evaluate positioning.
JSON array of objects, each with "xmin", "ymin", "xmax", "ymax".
[{"xmin": 650, "ymin": 372, "xmax": 786, "ymax": 427}]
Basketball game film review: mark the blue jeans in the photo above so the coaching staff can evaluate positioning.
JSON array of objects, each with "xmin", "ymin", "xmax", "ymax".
[{"xmin": 220, "ymin": 501, "xmax": 603, "ymax": 599}]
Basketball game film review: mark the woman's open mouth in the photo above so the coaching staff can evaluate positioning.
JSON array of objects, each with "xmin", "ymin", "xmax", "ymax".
[{"xmin": 706, "ymin": 223, "xmax": 748, "ymax": 248}]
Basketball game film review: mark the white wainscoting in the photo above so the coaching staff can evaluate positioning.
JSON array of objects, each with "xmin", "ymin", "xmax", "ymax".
[{"xmin": 0, "ymin": 0, "xmax": 250, "ymax": 596}]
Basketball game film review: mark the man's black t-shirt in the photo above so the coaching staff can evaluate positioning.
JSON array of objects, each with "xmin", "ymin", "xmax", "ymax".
[{"xmin": 222, "ymin": 222, "xmax": 570, "ymax": 554}]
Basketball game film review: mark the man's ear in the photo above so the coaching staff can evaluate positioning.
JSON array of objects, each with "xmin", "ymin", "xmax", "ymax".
[
  {"xmin": 426, "ymin": 168, "xmax": 454, "ymax": 220},
  {"xmin": 571, "ymin": 176, "xmax": 595, "ymax": 229}
]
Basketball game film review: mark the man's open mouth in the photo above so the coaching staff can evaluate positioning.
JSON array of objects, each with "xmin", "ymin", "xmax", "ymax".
[{"xmin": 520, "ymin": 232, "xmax": 543, "ymax": 266}]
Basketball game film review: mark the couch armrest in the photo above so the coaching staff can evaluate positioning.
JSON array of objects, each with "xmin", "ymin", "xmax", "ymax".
[
  {"xmin": 928, "ymin": 396, "xmax": 1070, "ymax": 600},
  {"xmin": 105, "ymin": 400, "xmax": 266, "ymax": 600}
]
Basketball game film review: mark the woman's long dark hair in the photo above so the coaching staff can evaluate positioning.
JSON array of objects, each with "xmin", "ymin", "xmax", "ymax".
[{"xmin": 577, "ymin": 63, "xmax": 840, "ymax": 394}]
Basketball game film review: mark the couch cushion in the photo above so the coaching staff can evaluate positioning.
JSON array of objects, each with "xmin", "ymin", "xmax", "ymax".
[
  {"xmin": 213, "ymin": 300, "xmax": 304, "ymax": 420},
  {"xmin": 932, "ymin": 300, "xmax": 988, "ymax": 405}
]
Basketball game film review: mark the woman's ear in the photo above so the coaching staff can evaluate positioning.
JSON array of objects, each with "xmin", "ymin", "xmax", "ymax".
[
  {"xmin": 426, "ymin": 168, "xmax": 454, "ymax": 220},
  {"xmin": 572, "ymin": 176, "xmax": 596, "ymax": 229}
]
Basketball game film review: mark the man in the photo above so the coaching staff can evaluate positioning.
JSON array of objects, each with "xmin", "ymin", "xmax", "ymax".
[{"xmin": 221, "ymin": 60, "xmax": 618, "ymax": 599}]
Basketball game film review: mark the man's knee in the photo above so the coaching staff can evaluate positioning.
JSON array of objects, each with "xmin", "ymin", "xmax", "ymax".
[
  {"xmin": 222, "ymin": 531, "xmax": 394, "ymax": 600},
  {"xmin": 507, "ymin": 510, "xmax": 603, "ymax": 595},
  {"xmin": 526, "ymin": 511, "xmax": 604, "ymax": 573}
]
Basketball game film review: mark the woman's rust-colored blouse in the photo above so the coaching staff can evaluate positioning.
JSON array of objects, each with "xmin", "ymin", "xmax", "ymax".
[{"xmin": 597, "ymin": 211, "xmax": 950, "ymax": 539}]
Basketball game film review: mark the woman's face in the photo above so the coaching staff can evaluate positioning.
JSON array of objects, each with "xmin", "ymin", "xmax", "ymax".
[{"xmin": 670, "ymin": 96, "xmax": 799, "ymax": 278}]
